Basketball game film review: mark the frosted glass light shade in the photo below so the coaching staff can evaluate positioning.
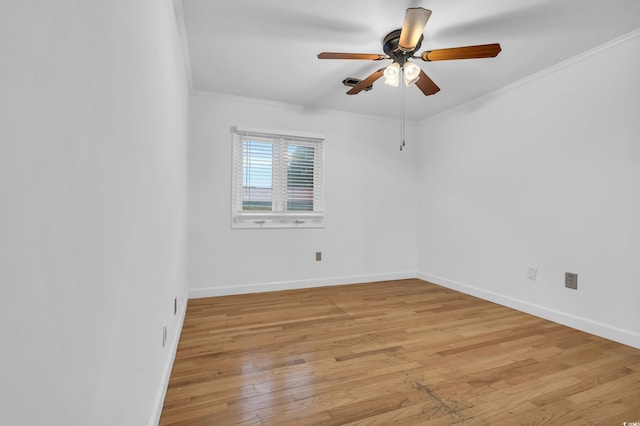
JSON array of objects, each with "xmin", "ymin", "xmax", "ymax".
[
  {"xmin": 384, "ymin": 62, "xmax": 400, "ymax": 87},
  {"xmin": 403, "ymin": 62, "xmax": 421, "ymax": 86}
]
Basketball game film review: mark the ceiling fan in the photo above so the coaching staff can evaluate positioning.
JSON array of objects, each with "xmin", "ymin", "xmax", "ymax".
[{"xmin": 317, "ymin": 7, "xmax": 502, "ymax": 96}]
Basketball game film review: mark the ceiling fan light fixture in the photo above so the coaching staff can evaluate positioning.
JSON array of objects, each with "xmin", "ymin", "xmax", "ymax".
[
  {"xmin": 402, "ymin": 62, "xmax": 421, "ymax": 86},
  {"xmin": 383, "ymin": 62, "xmax": 400, "ymax": 87}
]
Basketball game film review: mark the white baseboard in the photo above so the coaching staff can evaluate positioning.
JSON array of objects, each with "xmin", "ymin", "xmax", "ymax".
[
  {"xmin": 149, "ymin": 295, "xmax": 189, "ymax": 426},
  {"xmin": 418, "ymin": 272, "xmax": 640, "ymax": 350},
  {"xmin": 188, "ymin": 271, "xmax": 418, "ymax": 299}
]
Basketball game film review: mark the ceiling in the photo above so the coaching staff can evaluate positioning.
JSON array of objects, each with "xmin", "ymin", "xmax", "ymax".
[{"xmin": 179, "ymin": 0, "xmax": 640, "ymax": 121}]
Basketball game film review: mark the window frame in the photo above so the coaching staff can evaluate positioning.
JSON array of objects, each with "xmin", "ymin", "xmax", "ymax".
[{"xmin": 231, "ymin": 126, "xmax": 325, "ymax": 229}]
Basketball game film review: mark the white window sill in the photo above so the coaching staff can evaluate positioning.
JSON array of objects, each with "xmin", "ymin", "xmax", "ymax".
[{"xmin": 231, "ymin": 212, "xmax": 324, "ymax": 229}]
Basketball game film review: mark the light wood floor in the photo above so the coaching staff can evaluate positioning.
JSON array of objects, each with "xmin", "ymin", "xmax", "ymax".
[{"xmin": 160, "ymin": 279, "xmax": 640, "ymax": 425}]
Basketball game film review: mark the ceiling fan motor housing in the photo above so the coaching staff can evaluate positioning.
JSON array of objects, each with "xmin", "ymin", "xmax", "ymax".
[{"xmin": 383, "ymin": 29, "xmax": 423, "ymax": 65}]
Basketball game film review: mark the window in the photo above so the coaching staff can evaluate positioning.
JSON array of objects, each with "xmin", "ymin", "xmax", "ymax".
[{"xmin": 232, "ymin": 126, "xmax": 324, "ymax": 228}]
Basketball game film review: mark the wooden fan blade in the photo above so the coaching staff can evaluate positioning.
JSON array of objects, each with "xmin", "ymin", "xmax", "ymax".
[
  {"xmin": 415, "ymin": 70, "xmax": 440, "ymax": 96},
  {"xmin": 346, "ymin": 68, "xmax": 385, "ymax": 95},
  {"xmin": 318, "ymin": 52, "xmax": 386, "ymax": 60},
  {"xmin": 421, "ymin": 43, "xmax": 501, "ymax": 61},
  {"xmin": 399, "ymin": 7, "xmax": 432, "ymax": 51}
]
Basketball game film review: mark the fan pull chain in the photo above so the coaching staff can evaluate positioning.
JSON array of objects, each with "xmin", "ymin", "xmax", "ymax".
[{"xmin": 400, "ymin": 71, "xmax": 406, "ymax": 151}]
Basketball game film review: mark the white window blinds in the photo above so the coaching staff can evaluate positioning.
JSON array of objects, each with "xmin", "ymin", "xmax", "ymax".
[{"xmin": 232, "ymin": 127, "xmax": 324, "ymax": 228}]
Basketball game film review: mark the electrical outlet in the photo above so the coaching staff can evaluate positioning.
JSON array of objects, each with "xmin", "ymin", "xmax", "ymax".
[
  {"xmin": 526, "ymin": 267, "xmax": 538, "ymax": 281},
  {"xmin": 316, "ymin": 251, "xmax": 322, "ymax": 261},
  {"xmin": 162, "ymin": 324, "xmax": 167, "ymax": 348},
  {"xmin": 565, "ymin": 272, "xmax": 578, "ymax": 290}
]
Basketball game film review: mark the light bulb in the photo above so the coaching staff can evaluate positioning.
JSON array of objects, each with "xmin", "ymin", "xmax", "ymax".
[
  {"xmin": 384, "ymin": 62, "xmax": 400, "ymax": 87},
  {"xmin": 403, "ymin": 62, "xmax": 421, "ymax": 86}
]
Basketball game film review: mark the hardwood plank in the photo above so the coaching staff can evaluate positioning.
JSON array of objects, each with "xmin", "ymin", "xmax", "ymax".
[{"xmin": 160, "ymin": 279, "xmax": 640, "ymax": 425}]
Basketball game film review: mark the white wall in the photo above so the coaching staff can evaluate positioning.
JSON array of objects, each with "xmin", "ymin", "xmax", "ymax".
[
  {"xmin": 189, "ymin": 93, "xmax": 418, "ymax": 296},
  {"xmin": 0, "ymin": 1, "xmax": 189, "ymax": 425},
  {"xmin": 416, "ymin": 31, "xmax": 640, "ymax": 348}
]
